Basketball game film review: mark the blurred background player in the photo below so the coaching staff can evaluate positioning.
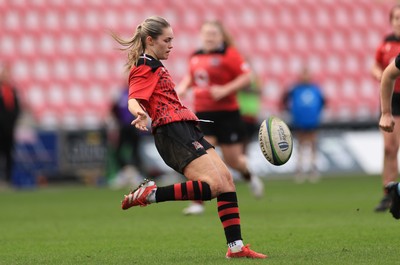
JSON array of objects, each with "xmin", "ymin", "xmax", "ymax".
[
  {"xmin": 371, "ymin": 4, "xmax": 400, "ymax": 212},
  {"xmin": 282, "ymin": 66, "xmax": 325, "ymax": 183},
  {"xmin": 378, "ymin": 53, "xmax": 400, "ymax": 220},
  {"xmin": 115, "ymin": 16, "xmax": 267, "ymax": 259},
  {"xmin": 178, "ymin": 20, "xmax": 264, "ymax": 215},
  {"xmin": 238, "ymin": 63, "xmax": 262, "ymax": 148},
  {"xmin": 109, "ymin": 84, "xmax": 147, "ymax": 189},
  {"xmin": 0, "ymin": 63, "xmax": 21, "ymax": 185}
]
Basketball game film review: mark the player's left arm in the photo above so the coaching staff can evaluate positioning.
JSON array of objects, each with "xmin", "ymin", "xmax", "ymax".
[
  {"xmin": 379, "ymin": 58, "xmax": 400, "ymax": 132},
  {"xmin": 210, "ymin": 48, "xmax": 252, "ymax": 101},
  {"xmin": 210, "ymin": 71, "xmax": 252, "ymax": 101}
]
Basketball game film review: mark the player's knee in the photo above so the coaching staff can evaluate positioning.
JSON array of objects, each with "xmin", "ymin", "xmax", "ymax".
[
  {"xmin": 198, "ymin": 176, "xmax": 218, "ymax": 198},
  {"xmin": 214, "ymin": 173, "xmax": 235, "ymax": 197},
  {"xmin": 224, "ymin": 154, "xmax": 247, "ymax": 173},
  {"xmin": 223, "ymin": 174, "xmax": 235, "ymax": 192},
  {"xmin": 384, "ymin": 143, "xmax": 399, "ymax": 157},
  {"xmin": 203, "ymin": 172, "xmax": 235, "ymax": 198},
  {"xmin": 224, "ymin": 155, "xmax": 239, "ymax": 169}
]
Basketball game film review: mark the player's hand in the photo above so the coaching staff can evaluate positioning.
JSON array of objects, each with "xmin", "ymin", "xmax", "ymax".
[
  {"xmin": 131, "ymin": 111, "xmax": 149, "ymax": 131},
  {"xmin": 210, "ymin": 85, "xmax": 229, "ymax": 101},
  {"xmin": 379, "ymin": 113, "xmax": 395, "ymax": 132}
]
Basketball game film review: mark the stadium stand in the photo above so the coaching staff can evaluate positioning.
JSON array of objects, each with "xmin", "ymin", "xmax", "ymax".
[{"xmin": 0, "ymin": 0, "xmax": 395, "ymax": 129}]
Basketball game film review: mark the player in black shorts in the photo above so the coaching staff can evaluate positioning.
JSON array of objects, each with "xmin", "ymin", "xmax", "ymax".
[
  {"xmin": 154, "ymin": 121, "xmax": 213, "ymax": 174},
  {"xmin": 178, "ymin": 20, "xmax": 264, "ymax": 215},
  {"xmin": 114, "ymin": 16, "xmax": 267, "ymax": 258},
  {"xmin": 196, "ymin": 110, "xmax": 246, "ymax": 144}
]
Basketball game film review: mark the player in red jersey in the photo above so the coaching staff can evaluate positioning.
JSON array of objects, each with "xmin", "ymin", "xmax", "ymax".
[
  {"xmin": 177, "ymin": 20, "xmax": 264, "ymax": 215},
  {"xmin": 379, "ymin": 53, "xmax": 400, "ymax": 220},
  {"xmin": 113, "ymin": 16, "xmax": 266, "ymax": 259},
  {"xmin": 0, "ymin": 63, "xmax": 20, "ymax": 185},
  {"xmin": 371, "ymin": 5, "xmax": 400, "ymax": 212}
]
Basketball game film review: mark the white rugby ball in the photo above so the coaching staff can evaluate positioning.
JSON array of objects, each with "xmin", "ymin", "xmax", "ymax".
[{"xmin": 258, "ymin": 116, "xmax": 293, "ymax": 166}]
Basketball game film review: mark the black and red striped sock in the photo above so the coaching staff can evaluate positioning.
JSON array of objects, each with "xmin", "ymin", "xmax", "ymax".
[
  {"xmin": 155, "ymin": 180, "xmax": 212, "ymax": 202},
  {"xmin": 217, "ymin": 192, "xmax": 242, "ymax": 243}
]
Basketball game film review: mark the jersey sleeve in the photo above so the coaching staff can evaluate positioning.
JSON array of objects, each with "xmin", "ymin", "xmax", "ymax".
[
  {"xmin": 128, "ymin": 65, "xmax": 159, "ymax": 101},
  {"xmin": 225, "ymin": 47, "xmax": 250, "ymax": 76},
  {"xmin": 374, "ymin": 43, "xmax": 385, "ymax": 67}
]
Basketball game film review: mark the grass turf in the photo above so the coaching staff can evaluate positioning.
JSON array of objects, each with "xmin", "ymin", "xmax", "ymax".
[{"xmin": 0, "ymin": 174, "xmax": 398, "ymax": 265}]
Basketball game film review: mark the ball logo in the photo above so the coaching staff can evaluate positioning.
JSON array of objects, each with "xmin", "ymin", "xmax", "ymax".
[
  {"xmin": 278, "ymin": 141, "xmax": 289, "ymax": 151},
  {"xmin": 277, "ymin": 125, "xmax": 287, "ymax": 141}
]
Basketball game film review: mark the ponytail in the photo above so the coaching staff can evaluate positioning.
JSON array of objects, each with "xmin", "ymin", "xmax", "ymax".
[
  {"xmin": 112, "ymin": 16, "xmax": 170, "ymax": 72},
  {"xmin": 111, "ymin": 24, "xmax": 145, "ymax": 71}
]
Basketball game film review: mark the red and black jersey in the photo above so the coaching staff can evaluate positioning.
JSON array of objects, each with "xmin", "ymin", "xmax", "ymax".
[
  {"xmin": 128, "ymin": 54, "xmax": 198, "ymax": 131},
  {"xmin": 375, "ymin": 34, "xmax": 400, "ymax": 93},
  {"xmin": 0, "ymin": 81, "xmax": 20, "ymax": 128},
  {"xmin": 189, "ymin": 45, "xmax": 250, "ymax": 112}
]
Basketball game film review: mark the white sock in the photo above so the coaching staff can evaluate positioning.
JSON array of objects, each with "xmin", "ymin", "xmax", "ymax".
[
  {"xmin": 147, "ymin": 188, "xmax": 157, "ymax": 203},
  {"xmin": 228, "ymin": 240, "xmax": 244, "ymax": 253}
]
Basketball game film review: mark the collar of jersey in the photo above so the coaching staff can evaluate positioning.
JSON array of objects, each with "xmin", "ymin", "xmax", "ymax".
[{"xmin": 139, "ymin": 54, "xmax": 158, "ymax": 61}]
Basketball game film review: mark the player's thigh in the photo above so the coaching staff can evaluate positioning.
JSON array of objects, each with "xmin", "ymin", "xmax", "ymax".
[
  {"xmin": 304, "ymin": 130, "xmax": 317, "ymax": 143},
  {"xmin": 393, "ymin": 116, "xmax": 400, "ymax": 135},
  {"xmin": 382, "ymin": 116, "xmax": 400, "ymax": 150},
  {"xmin": 295, "ymin": 131, "xmax": 307, "ymax": 145},
  {"xmin": 308, "ymin": 131, "xmax": 318, "ymax": 150},
  {"xmin": 183, "ymin": 148, "xmax": 234, "ymax": 193},
  {"xmin": 206, "ymin": 148, "xmax": 235, "ymax": 191},
  {"xmin": 220, "ymin": 142, "xmax": 245, "ymax": 167},
  {"xmin": 204, "ymin": 135, "xmax": 218, "ymax": 146}
]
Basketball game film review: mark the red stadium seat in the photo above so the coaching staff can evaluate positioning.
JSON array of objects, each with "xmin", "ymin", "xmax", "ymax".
[{"xmin": 2, "ymin": 0, "xmax": 395, "ymax": 127}]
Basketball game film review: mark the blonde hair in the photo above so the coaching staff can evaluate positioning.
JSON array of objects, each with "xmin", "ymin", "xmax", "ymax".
[
  {"xmin": 112, "ymin": 16, "xmax": 170, "ymax": 71},
  {"xmin": 202, "ymin": 20, "xmax": 234, "ymax": 47}
]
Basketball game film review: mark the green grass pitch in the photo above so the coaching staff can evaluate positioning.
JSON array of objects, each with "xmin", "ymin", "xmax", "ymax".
[{"xmin": 0, "ymin": 175, "xmax": 398, "ymax": 265}]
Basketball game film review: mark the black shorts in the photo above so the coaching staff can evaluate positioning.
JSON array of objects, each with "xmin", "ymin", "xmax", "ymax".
[
  {"xmin": 196, "ymin": 110, "xmax": 246, "ymax": 144},
  {"xmin": 242, "ymin": 118, "xmax": 259, "ymax": 140},
  {"xmin": 153, "ymin": 121, "xmax": 213, "ymax": 174},
  {"xmin": 392, "ymin": 93, "xmax": 400, "ymax": 116}
]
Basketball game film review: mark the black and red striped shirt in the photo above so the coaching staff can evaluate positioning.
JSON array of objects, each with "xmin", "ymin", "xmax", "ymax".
[
  {"xmin": 128, "ymin": 54, "xmax": 198, "ymax": 130},
  {"xmin": 188, "ymin": 46, "xmax": 250, "ymax": 112},
  {"xmin": 375, "ymin": 34, "xmax": 400, "ymax": 93}
]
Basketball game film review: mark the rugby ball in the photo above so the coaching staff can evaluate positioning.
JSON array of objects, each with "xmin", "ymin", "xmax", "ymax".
[{"xmin": 258, "ymin": 116, "xmax": 293, "ymax": 166}]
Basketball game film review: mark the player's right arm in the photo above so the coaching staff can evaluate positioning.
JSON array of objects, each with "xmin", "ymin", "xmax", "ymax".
[
  {"xmin": 379, "ymin": 57, "xmax": 400, "ymax": 132},
  {"xmin": 128, "ymin": 62, "xmax": 159, "ymax": 131},
  {"xmin": 128, "ymin": 98, "xmax": 148, "ymax": 131}
]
